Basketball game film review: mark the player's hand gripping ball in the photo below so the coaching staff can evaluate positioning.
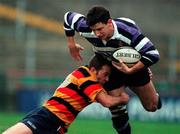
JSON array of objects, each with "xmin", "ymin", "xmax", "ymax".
[{"xmin": 112, "ymin": 46, "xmax": 141, "ymax": 67}]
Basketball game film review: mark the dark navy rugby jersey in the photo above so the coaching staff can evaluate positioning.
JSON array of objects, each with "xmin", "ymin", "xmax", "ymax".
[{"xmin": 64, "ymin": 11, "xmax": 160, "ymax": 67}]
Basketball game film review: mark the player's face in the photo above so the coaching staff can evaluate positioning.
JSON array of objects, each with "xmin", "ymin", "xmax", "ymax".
[
  {"xmin": 96, "ymin": 65, "xmax": 111, "ymax": 85},
  {"xmin": 90, "ymin": 20, "xmax": 114, "ymax": 41}
]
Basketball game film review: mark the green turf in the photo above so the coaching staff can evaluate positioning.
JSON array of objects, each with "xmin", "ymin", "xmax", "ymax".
[
  {"xmin": 69, "ymin": 118, "xmax": 179, "ymax": 134},
  {"xmin": 0, "ymin": 112, "xmax": 179, "ymax": 134},
  {"xmin": 0, "ymin": 112, "xmax": 25, "ymax": 132}
]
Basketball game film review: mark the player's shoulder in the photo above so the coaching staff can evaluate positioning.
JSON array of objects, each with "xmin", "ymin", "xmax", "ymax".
[
  {"xmin": 113, "ymin": 17, "xmax": 140, "ymax": 31},
  {"xmin": 114, "ymin": 17, "xmax": 136, "ymax": 25},
  {"xmin": 64, "ymin": 11, "xmax": 85, "ymax": 18},
  {"xmin": 75, "ymin": 66, "xmax": 92, "ymax": 78},
  {"xmin": 77, "ymin": 66, "xmax": 99, "ymax": 87}
]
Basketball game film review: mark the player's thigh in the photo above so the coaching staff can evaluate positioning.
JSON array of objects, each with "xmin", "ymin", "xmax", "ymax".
[
  {"xmin": 130, "ymin": 80, "xmax": 158, "ymax": 106},
  {"xmin": 3, "ymin": 122, "xmax": 33, "ymax": 134}
]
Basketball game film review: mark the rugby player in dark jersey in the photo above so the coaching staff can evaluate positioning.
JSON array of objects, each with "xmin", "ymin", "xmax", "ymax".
[{"xmin": 64, "ymin": 5, "xmax": 162, "ymax": 134}]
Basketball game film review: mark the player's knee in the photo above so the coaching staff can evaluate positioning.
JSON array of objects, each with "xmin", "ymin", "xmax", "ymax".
[
  {"xmin": 144, "ymin": 104, "xmax": 157, "ymax": 112},
  {"xmin": 143, "ymin": 101, "xmax": 159, "ymax": 112},
  {"xmin": 144, "ymin": 95, "xmax": 162, "ymax": 112}
]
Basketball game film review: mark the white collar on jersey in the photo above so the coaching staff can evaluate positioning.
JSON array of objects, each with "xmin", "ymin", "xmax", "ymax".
[{"xmin": 109, "ymin": 20, "xmax": 119, "ymax": 40}]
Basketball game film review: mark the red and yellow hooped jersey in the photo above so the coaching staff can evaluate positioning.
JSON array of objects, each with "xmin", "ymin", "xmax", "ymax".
[{"xmin": 44, "ymin": 66, "xmax": 105, "ymax": 128}]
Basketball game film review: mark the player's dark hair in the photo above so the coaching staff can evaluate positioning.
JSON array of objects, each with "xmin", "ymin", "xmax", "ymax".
[
  {"xmin": 86, "ymin": 5, "xmax": 110, "ymax": 26},
  {"xmin": 89, "ymin": 54, "xmax": 111, "ymax": 71}
]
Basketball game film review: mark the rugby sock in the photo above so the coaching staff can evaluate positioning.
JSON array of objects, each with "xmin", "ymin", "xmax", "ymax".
[{"xmin": 110, "ymin": 105, "xmax": 131, "ymax": 134}]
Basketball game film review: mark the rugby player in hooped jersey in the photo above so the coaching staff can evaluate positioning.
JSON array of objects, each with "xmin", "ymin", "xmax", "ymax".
[
  {"xmin": 64, "ymin": 5, "xmax": 162, "ymax": 134},
  {"xmin": 3, "ymin": 56, "xmax": 129, "ymax": 134}
]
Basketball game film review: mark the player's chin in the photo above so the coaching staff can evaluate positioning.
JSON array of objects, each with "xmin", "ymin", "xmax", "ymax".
[
  {"xmin": 98, "ymin": 36, "xmax": 103, "ymax": 40},
  {"xmin": 98, "ymin": 36, "xmax": 106, "ymax": 40}
]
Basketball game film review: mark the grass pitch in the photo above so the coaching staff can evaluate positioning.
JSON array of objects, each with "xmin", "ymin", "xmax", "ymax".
[{"xmin": 0, "ymin": 112, "xmax": 179, "ymax": 134}]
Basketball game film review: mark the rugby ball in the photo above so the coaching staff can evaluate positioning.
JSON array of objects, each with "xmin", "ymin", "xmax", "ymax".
[{"xmin": 112, "ymin": 46, "xmax": 141, "ymax": 66}]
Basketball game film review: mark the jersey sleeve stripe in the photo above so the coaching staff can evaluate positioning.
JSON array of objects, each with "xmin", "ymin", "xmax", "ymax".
[
  {"xmin": 140, "ymin": 56, "xmax": 154, "ymax": 66},
  {"xmin": 64, "ymin": 12, "xmax": 70, "ymax": 27},
  {"xmin": 83, "ymin": 84, "xmax": 103, "ymax": 101},
  {"xmin": 131, "ymin": 34, "xmax": 145, "ymax": 47},
  {"xmin": 145, "ymin": 49, "xmax": 159, "ymax": 55},
  {"xmin": 63, "ymin": 27, "xmax": 72, "ymax": 31},
  {"xmin": 135, "ymin": 37, "xmax": 150, "ymax": 51},
  {"xmin": 71, "ymin": 14, "xmax": 84, "ymax": 29}
]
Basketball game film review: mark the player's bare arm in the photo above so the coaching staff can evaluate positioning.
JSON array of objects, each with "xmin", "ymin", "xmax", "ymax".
[
  {"xmin": 95, "ymin": 90, "xmax": 129, "ymax": 107},
  {"xmin": 67, "ymin": 36, "xmax": 84, "ymax": 61}
]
